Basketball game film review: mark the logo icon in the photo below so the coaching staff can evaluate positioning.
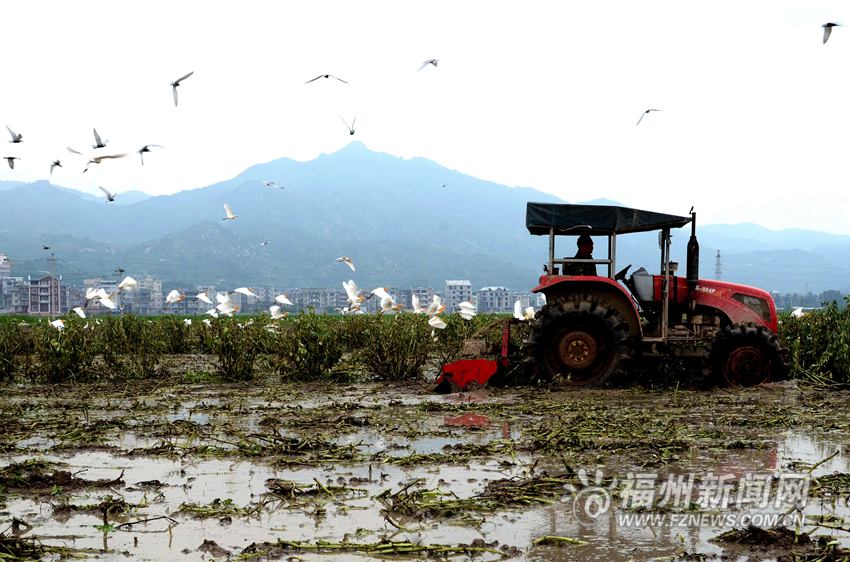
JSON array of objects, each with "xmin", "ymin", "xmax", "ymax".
[{"xmin": 562, "ymin": 469, "xmax": 616, "ymax": 524}]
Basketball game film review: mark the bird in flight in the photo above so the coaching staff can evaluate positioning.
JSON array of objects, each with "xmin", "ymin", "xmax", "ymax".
[
  {"xmin": 138, "ymin": 144, "xmax": 163, "ymax": 165},
  {"xmin": 92, "ymin": 128, "xmax": 108, "ymax": 149},
  {"xmin": 305, "ymin": 74, "xmax": 348, "ymax": 84},
  {"xmin": 196, "ymin": 291, "xmax": 213, "ymax": 305},
  {"xmin": 3, "ymin": 156, "xmax": 19, "ymax": 169},
  {"xmin": 98, "ymin": 186, "xmax": 117, "ymax": 202},
  {"xmin": 83, "ymin": 153, "xmax": 127, "ymax": 173},
  {"xmin": 6, "ymin": 126, "xmax": 22, "ymax": 143},
  {"xmin": 118, "ymin": 276, "xmax": 138, "ymax": 292},
  {"xmin": 50, "ymin": 160, "xmax": 62, "ymax": 174},
  {"xmin": 341, "ymin": 116, "xmax": 357, "ymax": 136},
  {"xmin": 171, "ymin": 71, "xmax": 194, "ymax": 106},
  {"xmin": 336, "ymin": 256, "xmax": 356, "ymax": 271},
  {"xmin": 269, "ymin": 305, "xmax": 287, "ymax": 320},
  {"xmin": 262, "ymin": 180, "xmax": 283, "ymax": 189},
  {"xmin": 223, "ymin": 203, "xmax": 238, "ymax": 220},
  {"xmin": 636, "ymin": 109, "xmax": 662, "ymax": 126},
  {"xmin": 165, "ymin": 289, "xmax": 185, "ymax": 305},
  {"xmin": 823, "ymin": 22, "xmax": 841, "ymax": 44},
  {"xmin": 418, "ymin": 59, "xmax": 439, "ymax": 71},
  {"xmin": 260, "ymin": 241, "xmax": 271, "ymax": 246}
]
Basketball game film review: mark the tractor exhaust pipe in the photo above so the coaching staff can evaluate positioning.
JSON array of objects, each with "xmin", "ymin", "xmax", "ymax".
[{"xmin": 686, "ymin": 208, "xmax": 699, "ymax": 311}]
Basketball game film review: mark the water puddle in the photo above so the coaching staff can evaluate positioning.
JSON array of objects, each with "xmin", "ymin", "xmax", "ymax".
[{"xmin": 2, "ymin": 382, "xmax": 850, "ymax": 560}]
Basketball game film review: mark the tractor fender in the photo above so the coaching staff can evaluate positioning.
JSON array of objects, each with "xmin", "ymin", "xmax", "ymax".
[{"xmin": 532, "ymin": 276, "xmax": 642, "ymax": 338}]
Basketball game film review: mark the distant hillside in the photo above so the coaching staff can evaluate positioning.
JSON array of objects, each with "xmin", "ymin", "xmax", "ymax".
[{"xmin": 0, "ymin": 142, "xmax": 847, "ymax": 293}]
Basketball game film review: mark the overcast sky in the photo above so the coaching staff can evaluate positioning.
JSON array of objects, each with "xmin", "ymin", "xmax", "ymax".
[{"xmin": 2, "ymin": 1, "xmax": 850, "ymax": 234}]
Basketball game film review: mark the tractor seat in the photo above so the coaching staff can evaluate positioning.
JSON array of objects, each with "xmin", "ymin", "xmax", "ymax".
[{"xmin": 631, "ymin": 267, "xmax": 653, "ymax": 301}]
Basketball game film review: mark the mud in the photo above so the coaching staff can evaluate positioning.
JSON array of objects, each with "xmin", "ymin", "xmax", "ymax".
[{"xmin": 1, "ymin": 379, "xmax": 850, "ymax": 560}]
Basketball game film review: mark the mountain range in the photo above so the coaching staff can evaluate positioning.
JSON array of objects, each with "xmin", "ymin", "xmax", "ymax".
[{"xmin": 0, "ymin": 141, "xmax": 847, "ymax": 294}]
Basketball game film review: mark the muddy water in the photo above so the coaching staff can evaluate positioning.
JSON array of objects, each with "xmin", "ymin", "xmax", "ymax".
[{"xmin": 2, "ymin": 382, "xmax": 850, "ymax": 561}]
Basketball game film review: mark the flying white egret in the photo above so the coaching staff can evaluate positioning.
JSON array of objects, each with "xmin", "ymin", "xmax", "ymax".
[
  {"xmin": 171, "ymin": 71, "xmax": 194, "ymax": 106},
  {"xmin": 94, "ymin": 288, "xmax": 117, "ymax": 310},
  {"xmin": 6, "ymin": 125, "xmax": 22, "ymax": 143},
  {"xmin": 513, "ymin": 300, "xmax": 535, "ymax": 321},
  {"xmin": 371, "ymin": 287, "xmax": 391, "ymax": 301},
  {"xmin": 234, "ymin": 287, "xmax": 257, "ymax": 298},
  {"xmin": 823, "ymin": 22, "xmax": 841, "ymax": 44},
  {"xmin": 165, "ymin": 289, "xmax": 185, "ymax": 305},
  {"xmin": 418, "ymin": 59, "xmax": 439, "ymax": 71},
  {"xmin": 343, "ymin": 280, "xmax": 365, "ymax": 304},
  {"xmin": 205, "ymin": 308, "xmax": 219, "ymax": 318},
  {"xmin": 275, "ymin": 294, "xmax": 293, "ymax": 305},
  {"xmin": 183, "ymin": 319, "xmax": 192, "ymax": 325},
  {"xmin": 457, "ymin": 301, "xmax": 477, "ymax": 320},
  {"xmin": 215, "ymin": 292, "xmax": 238, "ymax": 315},
  {"xmin": 269, "ymin": 305, "xmax": 287, "ymax": 319},
  {"xmin": 426, "ymin": 295, "xmax": 445, "ymax": 316},
  {"xmin": 196, "ymin": 292, "xmax": 213, "ymax": 305},
  {"xmin": 305, "ymin": 73, "xmax": 348, "ymax": 84},
  {"xmin": 118, "ymin": 276, "xmax": 137, "ymax": 291},
  {"xmin": 411, "ymin": 294, "xmax": 423, "ymax": 313},
  {"xmin": 340, "ymin": 116, "xmax": 356, "ymax": 136},
  {"xmin": 138, "ymin": 144, "xmax": 163, "ymax": 165},
  {"xmin": 83, "ymin": 153, "xmax": 127, "ymax": 174},
  {"xmin": 636, "ymin": 109, "xmax": 662, "ymax": 126},
  {"xmin": 336, "ymin": 256, "xmax": 356, "ymax": 271},
  {"xmin": 50, "ymin": 319, "xmax": 65, "ymax": 330},
  {"xmin": 92, "ymin": 128, "xmax": 108, "ymax": 149},
  {"xmin": 98, "ymin": 186, "xmax": 117, "ymax": 202},
  {"xmin": 223, "ymin": 203, "xmax": 238, "ymax": 220},
  {"xmin": 72, "ymin": 307, "xmax": 86, "ymax": 319},
  {"xmin": 428, "ymin": 315, "xmax": 447, "ymax": 329}
]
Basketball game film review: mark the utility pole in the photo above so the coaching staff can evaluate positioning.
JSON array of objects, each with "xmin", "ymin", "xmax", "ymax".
[
  {"xmin": 714, "ymin": 250, "xmax": 722, "ymax": 280},
  {"xmin": 115, "ymin": 267, "xmax": 125, "ymax": 315},
  {"xmin": 47, "ymin": 252, "xmax": 58, "ymax": 316}
]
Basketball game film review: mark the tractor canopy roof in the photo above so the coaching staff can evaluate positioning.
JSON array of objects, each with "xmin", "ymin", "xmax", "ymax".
[{"xmin": 526, "ymin": 202, "xmax": 692, "ymax": 236}]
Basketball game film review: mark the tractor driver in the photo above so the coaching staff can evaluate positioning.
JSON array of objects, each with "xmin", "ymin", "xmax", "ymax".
[{"xmin": 564, "ymin": 233, "xmax": 598, "ymax": 276}]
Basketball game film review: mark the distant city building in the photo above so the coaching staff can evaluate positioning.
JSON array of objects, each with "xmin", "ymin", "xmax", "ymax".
[
  {"xmin": 511, "ymin": 291, "xmax": 535, "ymax": 311},
  {"xmin": 444, "ymin": 280, "xmax": 472, "ymax": 312},
  {"xmin": 477, "ymin": 286, "xmax": 512, "ymax": 313},
  {"xmin": 0, "ymin": 254, "xmax": 10, "ymax": 278},
  {"xmin": 27, "ymin": 275, "xmax": 69, "ymax": 316},
  {"xmin": 289, "ymin": 288, "xmax": 347, "ymax": 313},
  {"xmin": 0, "ymin": 277, "xmax": 26, "ymax": 313},
  {"xmin": 394, "ymin": 287, "xmax": 435, "ymax": 310},
  {"xmin": 122, "ymin": 275, "xmax": 164, "ymax": 316}
]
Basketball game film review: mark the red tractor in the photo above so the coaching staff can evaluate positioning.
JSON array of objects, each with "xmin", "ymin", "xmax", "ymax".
[{"xmin": 435, "ymin": 203, "xmax": 788, "ymax": 391}]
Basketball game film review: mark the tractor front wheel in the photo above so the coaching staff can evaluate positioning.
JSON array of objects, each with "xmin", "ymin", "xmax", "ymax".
[
  {"xmin": 530, "ymin": 302, "xmax": 629, "ymax": 386},
  {"xmin": 711, "ymin": 326, "xmax": 788, "ymax": 386}
]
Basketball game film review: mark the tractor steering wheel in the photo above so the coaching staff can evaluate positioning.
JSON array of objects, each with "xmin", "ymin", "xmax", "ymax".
[{"xmin": 615, "ymin": 264, "xmax": 631, "ymax": 282}]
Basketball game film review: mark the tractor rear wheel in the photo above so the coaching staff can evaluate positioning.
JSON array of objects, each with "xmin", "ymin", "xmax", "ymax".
[
  {"xmin": 530, "ymin": 299, "xmax": 630, "ymax": 386},
  {"xmin": 711, "ymin": 326, "xmax": 789, "ymax": 386}
]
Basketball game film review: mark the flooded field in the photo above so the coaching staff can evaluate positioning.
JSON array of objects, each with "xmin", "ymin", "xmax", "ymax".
[{"xmin": 2, "ymin": 378, "xmax": 850, "ymax": 561}]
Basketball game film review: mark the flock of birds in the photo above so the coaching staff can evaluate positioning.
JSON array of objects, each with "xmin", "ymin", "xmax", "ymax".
[
  {"xmin": 1, "ymin": 59, "xmax": 444, "ymax": 200},
  {"xmin": 32, "ymin": 23, "xmax": 837, "ymax": 329},
  {"xmin": 47, "ymin": 254, "xmax": 536, "ymax": 336}
]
